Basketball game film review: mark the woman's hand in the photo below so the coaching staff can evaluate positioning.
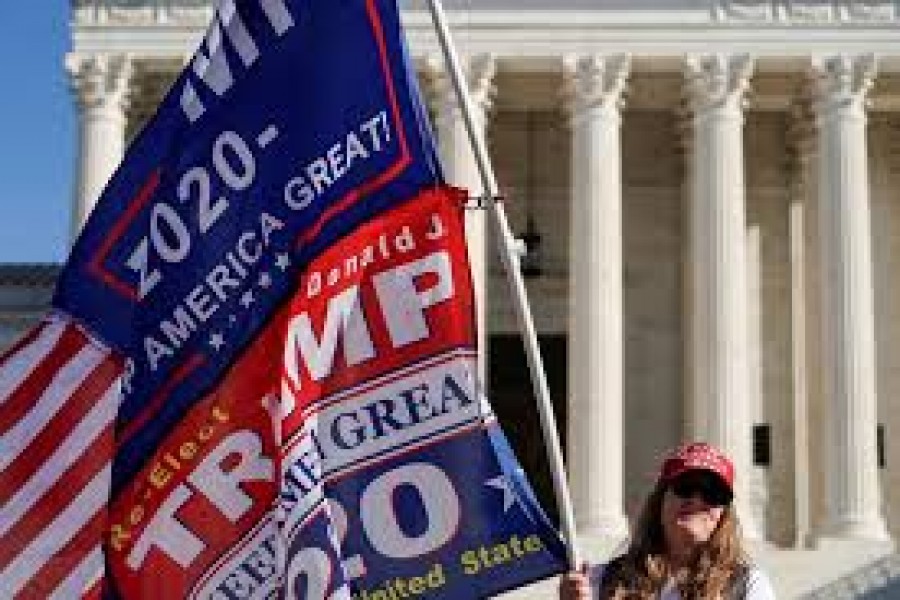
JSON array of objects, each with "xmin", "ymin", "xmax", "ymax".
[{"xmin": 558, "ymin": 563, "xmax": 592, "ymax": 600}]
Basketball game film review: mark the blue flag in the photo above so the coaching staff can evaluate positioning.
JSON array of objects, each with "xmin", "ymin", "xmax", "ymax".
[
  {"xmin": 55, "ymin": 0, "xmax": 443, "ymax": 492},
  {"xmin": 25, "ymin": 0, "xmax": 569, "ymax": 597}
]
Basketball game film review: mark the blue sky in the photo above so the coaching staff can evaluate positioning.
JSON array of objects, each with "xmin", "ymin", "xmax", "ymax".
[{"xmin": 0, "ymin": 5, "xmax": 74, "ymax": 264}]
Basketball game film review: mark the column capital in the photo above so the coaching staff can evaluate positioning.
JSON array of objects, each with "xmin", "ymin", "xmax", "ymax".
[
  {"xmin": 465, "ymin": 53, "xmax": 497, "ymax": 110},
  {"xmin": 810, "ymin": 54, "xmax": 877, "ymax": 119},
  {"xmin": 561, "ymin": 54, "xmax": 630, "ymax": 119},
  {"xmin": 683, "ymin": 53, "xmax": 753, "ymax": 118},
  {"xmin": 423, "ymin": 52, "xmax": 497, "ymax": 118},
  {"xmin": 66, "ymin": 53, "xmax": 133, "ymax": 114}
]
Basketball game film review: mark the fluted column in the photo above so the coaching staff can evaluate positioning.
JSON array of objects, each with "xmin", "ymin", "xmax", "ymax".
[
  {"xmin": 428, "ymin": 54, "xmax": 496, "ymax": 387},
  {"xmin": 67, "ymin": 54, "xmax": 132, "ymax": 237},
  {"xmin": 811, "ymin": 54, "xmax": 889, "ymax": 541},
  {"xmin": 788, "ymin": 100, "xmax": 816, "ymax": 548},
  {"xmin": 684, "ymin": 53, "xmax": 760, "ymax": 540},
  {"xmin": 563, "ymin": 54, "xmax": 630, "ymax": 541},
  {"xmin": 677, "ymin": 106, "xmax": 697, "ymax": 439}
]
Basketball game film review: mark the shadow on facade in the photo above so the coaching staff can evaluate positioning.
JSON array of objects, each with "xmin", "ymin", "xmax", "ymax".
[{"xmin": 489, "ymin": 334, "xmax": 568, "ymax": 524}]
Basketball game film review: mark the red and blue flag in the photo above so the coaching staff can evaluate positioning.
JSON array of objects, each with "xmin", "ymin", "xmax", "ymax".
[{"xmin": 0, "ymin": 1, "xmax": 566, "ymax": 597}]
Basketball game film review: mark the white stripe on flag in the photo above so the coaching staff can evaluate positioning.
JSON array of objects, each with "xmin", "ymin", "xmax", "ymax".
[
  {"xmin": 0, "ymin": 343, "xmax": 106, "ymax": 471},
  {"xmin": 0, "ymin": 319, "xmax": 67, "ymax": 406},
  {"xmin": 0, "ymin": 379, "xmax": 119, "ymax": 537},
  {"xmin": 0, "ymin": 463, "xmax": 111, "ymax": 596},
  {"xmin": 47, "ymin": 545, "xmax": 103, "ymax": 600}
]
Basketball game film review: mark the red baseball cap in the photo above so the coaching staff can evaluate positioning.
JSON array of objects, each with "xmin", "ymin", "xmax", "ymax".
[{"xmin": 659, "ymin": 442, "xmax": 735, "ymax": 494}]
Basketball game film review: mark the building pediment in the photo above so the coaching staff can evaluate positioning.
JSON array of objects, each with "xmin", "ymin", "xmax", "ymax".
[
  {"xmin": 71, "ymin": 0, "xmax": 899, "ymax": 24},
  {"xmin": 70, "ymin": 0, "xmax": 900, "ymax": 74}
]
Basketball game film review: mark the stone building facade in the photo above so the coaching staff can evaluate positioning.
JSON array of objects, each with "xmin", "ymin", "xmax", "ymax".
[
  {"xmin": 5, "ymin": 0, "xmax": 900, "ymax": 595},
  {"xmin": 0, "ymin": 266, "xmax": 58, "ymax": 351}
]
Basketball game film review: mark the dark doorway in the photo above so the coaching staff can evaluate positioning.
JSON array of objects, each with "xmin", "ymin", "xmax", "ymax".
[{"xmin": 488, "ymin": 334, "xmax": 568, "ymax": 522}]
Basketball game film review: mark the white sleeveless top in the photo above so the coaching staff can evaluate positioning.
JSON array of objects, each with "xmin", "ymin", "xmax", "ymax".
[{"xmin": 588, "ymin": 563, "xmax": 777, "ymax": 599}]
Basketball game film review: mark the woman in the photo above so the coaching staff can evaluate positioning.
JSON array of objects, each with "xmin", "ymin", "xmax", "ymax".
[{"xmin": 559, "ymin": 442, "xmax": 776, "ymax": 599}]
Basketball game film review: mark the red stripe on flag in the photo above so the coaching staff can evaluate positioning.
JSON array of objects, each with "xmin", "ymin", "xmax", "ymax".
[
  {"xmin": 82, "ymin": 577, "xmax": 104, "ymax": 600},
  {"xmin": 0, "ymin": 428, "xmax": 112, "ymax": 572},
  {"xmin": 0, "ymin": 319, "xmax": 118, "ymax": 596},
  {"xmin": 13, "ymin": 512, "xmax": 106, "ymax": 600},
  {"xmin": 0, "ymin": 356, "xmax": 120, "ymax": 506},
  {"xmin": 0, "ymin": 320, "xmax": 47, "ymax": 364},
  {"xmin": 0, "ymin": 325, "xmax": 87, "ymax": 434}
]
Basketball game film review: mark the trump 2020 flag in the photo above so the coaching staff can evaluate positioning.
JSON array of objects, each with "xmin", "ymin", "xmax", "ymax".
[
  {"xmin": 0, "ymin": 0, "xmax": 566, "ymax": 597},
  {"xmin": 274, "ymin": 187, "xmax": 566, "ymax": 598},
  {"xmin": 101, "ymin": 188, "xmax": 566, "ymax": 598}
]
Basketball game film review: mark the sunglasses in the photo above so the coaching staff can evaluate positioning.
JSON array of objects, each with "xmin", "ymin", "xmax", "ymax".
[{"xmin": 669, "ymin": 474, "xmax": 732, "ymax": 507}]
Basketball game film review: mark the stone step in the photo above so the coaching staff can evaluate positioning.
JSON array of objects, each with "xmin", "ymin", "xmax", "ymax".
[
  {"xmin": 799, "ymin": 552, "xmax": 900, "ymax": 599},
  {"xmin": 495, "ymin": 540, "xmax": 899, "ymax": 599}
]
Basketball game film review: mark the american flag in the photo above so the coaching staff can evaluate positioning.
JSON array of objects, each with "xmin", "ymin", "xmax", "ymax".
[{"xmin": 0, "ymin": 316, "xmax": 122, "ymax": 598}]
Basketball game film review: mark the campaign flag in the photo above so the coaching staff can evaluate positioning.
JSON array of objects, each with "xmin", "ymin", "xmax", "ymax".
[
  {"xmin": 275, "ymin": 187, "xmax": 566, "ymax": 598},
  {"xmin": 6, "ymin": 0, "xmax": 442, "ymax": 595},
  {"xmin": 0, "ymin": 0, "xmax": 568, "ymax": 597},
  {"xmin": 54, "ymin": 0, "xmax": 444, "ymax": 501},
  {"xmin": 100, "ymin": 187, "xmax": 566, "ymax": 598}
]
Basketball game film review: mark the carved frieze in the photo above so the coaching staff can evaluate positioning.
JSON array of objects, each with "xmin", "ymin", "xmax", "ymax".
[
  {"xmin": 73, "ymin": 0, "xmax": 212, "ymax": 26},
  {"xmin": 72, "ymin": 0, "xmax": 899, "ymax": 26},
  {"xmin": 106, "ymin": 7, "xmax": 156, "ymax": 23},
  {"xmin": 785, "ymin": 1, "xmax": 834, "ymax": 22},
  {"xmin": 716, "ymin": 0, "xmax": 774, "ymax": 21},
  {"xmin": 843, "ymin": 0, "xmax": 896, "ymax": 21},
  {"xmin": 715, "ymin": 1, "xmax": 897, "ymax": 22}
]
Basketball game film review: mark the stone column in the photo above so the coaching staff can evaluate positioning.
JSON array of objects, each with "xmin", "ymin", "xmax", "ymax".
[
  {"xmin": 788, "ymin": 100, "xmax": 816, "ymax": 548},
  {"xmin": 676, "ymin": 106, "xmax": 697, "ymax": 439},
  {"xmin": 683, "ymin": 53, "xmax": 760, "ymax": 540},
  {"xmin": 811, "ymin": 54, "xmax": 889, "ymax": 542},
  {"xmin": 67, "ymin": 54, "xmax": 132, "ymax": 237},
  {"xmin": 562, "ymin": 54, "xmax": 630, "ymax": 543},
  {"xmin": 428, "ymin": 54, "xmax": 496, "ymax": 387}
]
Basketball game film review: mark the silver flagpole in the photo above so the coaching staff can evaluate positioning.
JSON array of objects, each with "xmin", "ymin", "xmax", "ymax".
[{"xmin": 422, "ymin": 0, "xmax": 582, "ymax": 569}]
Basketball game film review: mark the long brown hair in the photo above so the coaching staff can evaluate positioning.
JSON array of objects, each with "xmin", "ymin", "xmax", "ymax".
[{"xmin": 599, "ymin": 481, "xmax": 747, "ymax": 599}]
